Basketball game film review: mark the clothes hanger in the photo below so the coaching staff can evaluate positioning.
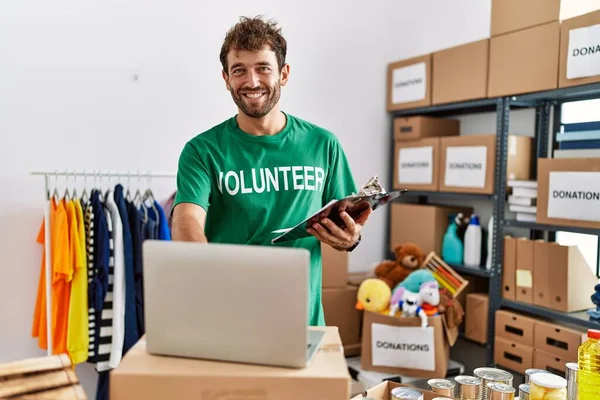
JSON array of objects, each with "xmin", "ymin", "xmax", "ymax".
[
  {"xmin": 63, "ymin": 170, "xmax": 71, "ymax": 202},
  {"xmin": 81, "ymin": 170, "xmax": 89, "ymax": 204},
  {"xmin": 71, "ymin": 170, "xmax": 78, "ymax": 200},
  {"xmin": 125, "ymin": 172, "xmax": 133, "ymax": 202},
  {"xmin": 52, "ymin": 170, "xmax": 60, "ymax": 202}
]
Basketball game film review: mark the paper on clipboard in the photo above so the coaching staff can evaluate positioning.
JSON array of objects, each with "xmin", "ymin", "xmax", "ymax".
[{"xmin": 270, "ymin": 176, "xmax": 407, "ymax": 244}]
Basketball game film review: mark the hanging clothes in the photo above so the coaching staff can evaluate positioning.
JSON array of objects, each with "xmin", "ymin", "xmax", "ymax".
[
  {"xmin": 126, "ymin": 199, "xmax": 145, "ymax": 339},
  {"xmin": 83, "ymin": 197, "xmax": 96, "ymax": 361},
  {"xmin": 103, "ymin": 190, "xmax": 126, "ymax": 369},
  {"xmin": 66, "ymin": 199, "xmax": 88, "ymax": 364},
  {"xmin": 113, "ymin": 184, "xmax": 138, "ymax": 353}
]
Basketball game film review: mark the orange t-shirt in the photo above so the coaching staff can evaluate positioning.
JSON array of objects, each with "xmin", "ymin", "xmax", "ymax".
[{"xmin": 32, "ymin": 198, "xmax": 73, "ymax": 354}]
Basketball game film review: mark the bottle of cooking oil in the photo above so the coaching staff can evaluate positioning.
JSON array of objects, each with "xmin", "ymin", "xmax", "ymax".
[{"xmin": 578, "ymin": 328, "xmax": 600, "ymax": 399}]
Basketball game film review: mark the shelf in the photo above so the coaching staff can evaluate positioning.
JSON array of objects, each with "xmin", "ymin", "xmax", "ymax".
[
  {"xmin": 502, "ymin": 300, "xmax": 600, "ymax": 330},
  {"xmin": 392, "ymin": 98, "xmax": 499, "ymax": 117},
  {"xmin": 502, "ymin": 219, "xmax": 600, "ymax": 235},
  {"xmin": 401, "ymin": 190, "xmax": 494, "ymax": 201},
  {"xmin": 449, "ymin": 263, "xmax": 492, "ymax": 278},
  {"xmin": 510, "ymin": 82, "xmax": 600, "ymax": 106}
]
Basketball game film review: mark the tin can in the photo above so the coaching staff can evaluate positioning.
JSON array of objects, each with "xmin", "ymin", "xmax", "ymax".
[
  {"xmin": 455, "ymin": 375, "xmax": 482, "ymax": 400},
  {"xmin": 519, "ymin": 383, "xmax": 530, "ymax": 400},
  {"xmin": 524, "ymin": 368, "xmax": 548, "ymax": 384},
  {"xmin": 474, "ymin": 368, "xmax": 514, "ymax": 400},
  {"xmin": 428, "ymin": 378, "xmax": 455, "ymax": 397},
  {"xmin": 486, "ymin": 382, "xmax": 516, "ymax": 400},
  {"xmin": 565, "ymin": 362, "xmax": 578, "ymax": 400},
  {"xmin": 390, "ymin": 387, "xmax": 424, "ymax": 400}
]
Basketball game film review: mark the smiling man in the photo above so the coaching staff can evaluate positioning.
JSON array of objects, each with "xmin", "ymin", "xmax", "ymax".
[{"xmin": 171, "ymin": 16, "xmax": 371, "ymax": 326}]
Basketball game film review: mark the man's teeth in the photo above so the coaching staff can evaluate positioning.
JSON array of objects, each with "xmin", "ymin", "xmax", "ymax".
[{"xmin": 245, "ymin": 93, "xmax": 264, "ymax": 99}]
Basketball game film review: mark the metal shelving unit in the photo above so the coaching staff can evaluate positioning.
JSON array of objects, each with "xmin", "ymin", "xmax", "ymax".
[{"xmin": 387, "ymin": 82, "xmax": 600, "ymax": 367}]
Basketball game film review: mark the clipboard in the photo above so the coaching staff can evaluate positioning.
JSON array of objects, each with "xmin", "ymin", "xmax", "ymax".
[{"xmin": 271, "ymin": 189, "xmax": 408, "ymax": 244}]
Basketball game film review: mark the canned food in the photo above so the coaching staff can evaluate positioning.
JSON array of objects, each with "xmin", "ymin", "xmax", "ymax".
[
  {"xmin": 474, "ymin": 368, "xmax": 514, "ymax": 400},
  {"xmin": 525, "ymin": 368, "xmax": 549, "ymax": 384},
  {"xmin": 390, "ymin": 387, "xmax": 424, "ymax": 400},
  {"xmin": 486, "ymin": 382, "xmax": 516, "ymax": 400},
  {"xmin": 530, "ymin": 373, "xmax": 567, "ymax": 400},
  {"xmin": 519, "ymin": 383, "xmax": 531, "ymax": 400},
  {"xmin": 565, "ymin": 362, "xmax": 578, "ymax": 400},
  {"xmin": 455, "ymin": 375, "xmax": 482, "ymax": 400},
  {"xmin": 428, "ymin": 378, "xmax": 455, "ymax": 397}
]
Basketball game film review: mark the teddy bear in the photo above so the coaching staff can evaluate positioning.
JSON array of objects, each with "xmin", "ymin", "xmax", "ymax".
[{"xmin": 374, "ymin": 242, "xmax": 425, "ymax": 289}]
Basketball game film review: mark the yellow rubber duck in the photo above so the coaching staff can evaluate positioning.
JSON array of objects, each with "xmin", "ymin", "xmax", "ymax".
[{"xmin": 355, "ymin": 278, "xmax": 392, "ymax": 314}]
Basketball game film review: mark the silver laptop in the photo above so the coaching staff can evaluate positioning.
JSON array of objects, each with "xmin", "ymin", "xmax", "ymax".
[{"xmin": 142, "ymin": 240, "xmax": 325, "ymax": 368}]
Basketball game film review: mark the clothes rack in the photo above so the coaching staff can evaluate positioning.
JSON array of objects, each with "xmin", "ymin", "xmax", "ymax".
[{"xmin": 31, "ymin": 169, "xmax": 176, "ymax": 356}]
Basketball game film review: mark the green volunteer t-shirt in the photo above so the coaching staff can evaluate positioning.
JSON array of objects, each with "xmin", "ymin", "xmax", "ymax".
[{"xmin": 173, "ymin": 112, "xmax": 357, "ymax": 326}]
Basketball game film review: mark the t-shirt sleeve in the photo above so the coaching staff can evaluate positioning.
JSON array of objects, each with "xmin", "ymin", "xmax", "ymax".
[
  {"xmin": 173, "ymin": 141, "xmax": 212, "ymax": 214},
  {"xmin": 322, "ymin": 137, "xmax": 358, "ymax": 204}
]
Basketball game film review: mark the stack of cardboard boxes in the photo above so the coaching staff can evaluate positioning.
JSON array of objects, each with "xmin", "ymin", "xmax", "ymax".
[
  {"xmin": 321, "ymin": 243, "xmax": 363, "ymax": 357},
  {"xmin": 387, "ymin": 2, "xmax": 600, "ymax": 109},
  {"xmin": 392, "ymin": 114, "xmax": 533, "ymax": 196},
  {"xmin": 494, "ymin": 309, "xmax": 587, "ymax": 376}
]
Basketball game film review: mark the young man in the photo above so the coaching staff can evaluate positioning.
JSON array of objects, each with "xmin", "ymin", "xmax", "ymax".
[{"xmin": 171, "ymin": 16, "xmax": 371, "ymax": 326}]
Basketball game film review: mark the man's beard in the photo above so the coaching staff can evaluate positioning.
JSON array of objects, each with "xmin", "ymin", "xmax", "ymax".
[{"xmin": 230, "ymin": 82, "xmax": 281, "ymax": 118}]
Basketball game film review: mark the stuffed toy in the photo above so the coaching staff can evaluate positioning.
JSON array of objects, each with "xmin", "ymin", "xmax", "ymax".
[
  {"xmin": 374, "ymin": 242, "xmax": 425, "ymax": 289},
  {"xmin": 395, "ymin": 269, "xmax": 437, "ymax": 294},
  {"xmin": 438, "ymin": 288, "xmax": 465, "ymax": 329},
  {"xmin": 418, "ymin": 280, "xmax": 440, "ymax": 316},
  {"xmin": 356, "ymin": 278, "xmax": 391, "ymax": 314},
  {"xmin": 388, "ymin": 287, "xmax": 428, "ymax": 329}
]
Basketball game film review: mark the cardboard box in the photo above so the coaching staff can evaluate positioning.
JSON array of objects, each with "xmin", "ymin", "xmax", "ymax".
[
  {"xmin": 534, "ymin": 320, "xmax": 586, "ymax": 361},
  {"xmin": 534, "ymin": 349, "xmax": 574, "ymax": 377},
  {"xmin": 516, "ymin": 238, "xmax": 534, "ymax": 304},
  {"xmin": 111, "ymin": 327, "xmax": 351, "ymax": 400},
  {"xmin": 322, "ymin": 286, "xmax": 362, "ymax": 346},
  {"xmin": 494, "ymin": 336, "xmax": 534, "ymax": 375},
  {"xmin": 322, "ymin": 243, "xmax": 348, "ymax": 288},
  {"xmin": 495, "ymin": 310, "xmax": 536, "ymax": 347},
  {"xmin": 465, "ymin": 293, "xmax": 489, "ymax": 344},
  {"xmin": 387, "ymin": 54, "xmax": 432, "ymax": 111},
  {"xmin": 536, "ymin": 157, "xmax": 600, "ymax": 229},
  {"xmin": 344, "ymin": 343, "xmax": 361, "ymax": 358},
  {"xmin": 559, "ymin": 10, "xmax": 600, "ymax": 88},
  {"xmin": 432, "ymin": 39, "xmax": 490, "ymax": 105},
  {"xmin": 491, "ymin": 0, "xmax": 560, "ymax": 36},
  {"xmin": 533, "ymin": 240, "xmax": 553, "ymax": 309},
  {"xmin": 393, "ymin": 116, "xmax": 459, "ymax": 142},
  {"xmin": 488, "ymin": 22, "xmax": 560, "ymax": 97},
  {"xmin": 393, "ymin": 137, "xmax": 440, "ymax": 192},
  {"xmin": 389, "ymin": 203, "xmax": 473, "ymax": 254},
  {"xmin": 439, "ymin": 134, "xmax": 533, "ymax": 194},
  {"xmin": 503, "ymin": 236, "xmax": 517, "ymax": 301},
  {"xmin": 360, "ymin": 311, "xmax": 450, "ymax": 378},
  {"xmin": 548, "ymin": 242, "xmax": 596, "ymax": 312},
  {"xmin": 351, "ymin": 382, "xmax": 448, "ymax": 400}
]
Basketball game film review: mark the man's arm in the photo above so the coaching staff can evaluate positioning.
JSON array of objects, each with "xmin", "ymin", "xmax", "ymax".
[{"xmin": 171, "ymin": 203, "xmax": 208, "ymax": 243}]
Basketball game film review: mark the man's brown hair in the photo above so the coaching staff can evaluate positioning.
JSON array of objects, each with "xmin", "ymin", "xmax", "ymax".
[{"xmin": 220, "ymin": 16, "xmax": 287, "ymax": 74}]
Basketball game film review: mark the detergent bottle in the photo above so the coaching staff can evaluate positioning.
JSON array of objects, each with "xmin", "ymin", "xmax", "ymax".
[
  {"xmin": 464, "ymin": 214, "xmax": 482, "ymax": 267},
  {"xmin": 442, "ymin": 215, "xmax": 463, "ymax": 265},
  {"xmin": 578, "ymin": 329, "xmax": 600, "ymax": 399}
]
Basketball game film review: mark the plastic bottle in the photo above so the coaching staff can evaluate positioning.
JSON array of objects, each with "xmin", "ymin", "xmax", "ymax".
[
  {"xmin": 485, "ymin": 216, "xmax": 493, "ymax": 270},
  {"xmin": 578, "ymin": 329, "xmax": 600, "ymax": 399},
  {"xmin": 442, "ymin": 215, "xmax": 463, "ymax": 265},
  {"xmin": 463, "ymin": 214, "xmax": 482, "ymax": 267}
]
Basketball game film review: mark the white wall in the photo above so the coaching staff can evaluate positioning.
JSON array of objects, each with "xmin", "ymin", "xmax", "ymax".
[{"xmin": 0, "ymin": 0, "xmax": 494, "ymax": 396}]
